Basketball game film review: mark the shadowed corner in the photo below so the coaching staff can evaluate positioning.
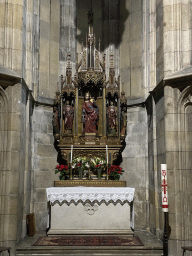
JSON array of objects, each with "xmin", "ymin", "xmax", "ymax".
[{"xmin": 76, "ymin": 0, "xmax": 129, "ymax": 52}]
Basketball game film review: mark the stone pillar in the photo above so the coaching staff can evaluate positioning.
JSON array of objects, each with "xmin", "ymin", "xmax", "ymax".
[
  {"xmin": 121, "ymin": 98, "xmax": 148, "ymax": 229},
  {"xmin": 0, "ymin": 0, "xmax": 24, "ymax": 74},
  {"xmin": 142, "ymin": 0, "xmax": 157, "ymax": 95},
  {"xmin": 39, "ymin": 0, "xmax": 60, "ymax": 99},
  {"xmin": 163, "ymin": 0, "xmax": 192, "ymax": 77},
  {"xmin": 120, "ymin": 0, "xmax": 143, "ymax": 98},
  {"xmin": 102, "ymin": 0, "xmax": 120, "ymax": 78},
  {"xmin": 60, "ymin": 0, "xmax": 76, "ymax": 76}
]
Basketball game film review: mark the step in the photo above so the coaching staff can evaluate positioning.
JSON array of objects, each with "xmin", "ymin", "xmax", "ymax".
[
  {"xmin": 16, "ymin": 230, "xmax": 163, "ymax": 256},
  {"xmin": 16, "ymin": 248, "xmax": 163, "ymax": 256}
]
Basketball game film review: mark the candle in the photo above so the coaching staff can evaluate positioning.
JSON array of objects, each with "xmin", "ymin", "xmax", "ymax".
[
  {"xmin": 70, "ymin": 145, "xmax": 73, "ymax": 163},
  {"xmin": 106, "ymin": 145, "xmax": 108, "ymax": 164},
  {"xmin": 161, "ymin": 164, "xmax": 168, "ymax": 212}
]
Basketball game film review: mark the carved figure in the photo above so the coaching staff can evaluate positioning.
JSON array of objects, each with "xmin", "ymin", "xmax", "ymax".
[
  {"xmin": 107, "ymin": 102, "xmax": 117, "ymax": 134},
  {"xmin": 64, "ymin": 101, "xmax": 74, "ymax": 133},
  {"xmin": 53, "ymin": 107, "xmax": 60, "ymax": 138},
  {"xmin": 120, "ymin": 107, "xmax": 127, "ymax": 137},
  {"xmin": 82, "ymin": 92, "xmax": 99, "ymax": 133}
]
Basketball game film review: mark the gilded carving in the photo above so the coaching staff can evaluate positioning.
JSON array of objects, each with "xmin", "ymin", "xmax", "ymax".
[
  {"xmin": 73, "ymin": 150, "xmax": 106, "ymax": 160},
  {"xmin": 54, "ymin": 180, "xmax": 126, "ymax": 187},
  {"xmin": 52, "ymin": 3, "xmax": 127, "ymax": 176},
  {"xmin": 113, "ymin": 151, "xmax": 119, "ymax": 161},
  {"xmin": 61, "ymin": 151, "xmax": 67, "ymax": 160}
]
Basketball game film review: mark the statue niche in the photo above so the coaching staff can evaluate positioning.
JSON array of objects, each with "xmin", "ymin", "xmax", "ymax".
[
  {"xmin": 82, "ymin": 92, "xmax": 99, "ymax": 134},
  {"xmin": 64, "ymin": 101, "xmax": 74, "ymax": 134},
  {"xmin": 107, "ymin": 101, "xmax": 118, "ymax": 135}
]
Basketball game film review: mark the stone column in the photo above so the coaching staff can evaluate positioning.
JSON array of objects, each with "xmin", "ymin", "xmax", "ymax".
[
  {"xmin": 102, "ymin": 0, "xmax": 120, "ymax": 78},
  {"xmin": 163, "ymin": 0, "xmax": 192, "ymax": 77},
  {"xmin": 0, "ymin": 0, "xmax": 24, "ymax": 74},
  {"xmin": 60, "ymin": 0, "xmax": 76, "ymax": 77},
  {"xmin": 39, "ymin": 0, "xmax": 60, "ymax": 99}
]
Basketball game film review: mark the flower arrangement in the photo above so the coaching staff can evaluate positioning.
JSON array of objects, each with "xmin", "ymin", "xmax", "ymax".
[
  {"xmin": 90, "ymin": 157, "xmax": 107, "ymax": 170},
  {"xmin": 72, "ymin": 157, "xmax": 90, "ymax": 170},
  {"xmin": 108, "ymin": 165, "xmax": 124, "ymax": 180},
  {"xmin": 55, "ymin": 164, "xmax": 70, "ymax": 180},
  {"xmin": 89, "ymin": 157, "xmax": 107, "ymax": 179}
]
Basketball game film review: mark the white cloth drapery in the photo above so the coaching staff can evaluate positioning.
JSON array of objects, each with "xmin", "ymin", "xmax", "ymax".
[{"xmin": 46, "ymin": 187, "xmax": 135, "ymax": 204}]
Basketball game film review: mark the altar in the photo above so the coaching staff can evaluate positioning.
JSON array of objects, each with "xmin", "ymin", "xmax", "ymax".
[{"xmin": 47, "ymin": 187, "xmax": 135, "ymax": 236}]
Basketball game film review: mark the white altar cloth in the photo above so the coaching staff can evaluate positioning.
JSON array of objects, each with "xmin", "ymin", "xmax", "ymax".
[
  {"xmin": 46, "ymin": 187, "xmax": 135, "ymax": 235},
  {"xmin": 46, "ymin": 187, "xmax": 135, "ymax": 205}
]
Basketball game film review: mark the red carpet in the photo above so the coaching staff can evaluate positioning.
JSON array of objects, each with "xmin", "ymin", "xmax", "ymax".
[{"xmin": 33, "ymin": 235, "xmax": 144, "ymax": 246}]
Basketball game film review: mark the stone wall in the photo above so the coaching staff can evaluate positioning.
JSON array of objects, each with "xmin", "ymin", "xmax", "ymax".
[
  {"xmin": 122, "ymin": 98, "xmax": 148, "ymax": 229},
  {"xmin": 60, "ymin": 0, "xmax": 76, "ymax": 76},
  {"xmin": 146, "ymin": 88, "xmax": 165, "ymax": 239},
  {"xmin": 120, "ymin": 0, "xmax": 143, "ymax": 98},
  {"xmin": 146, "ymin": 70, "xmax": 192, "ymax": 255},
  {"xmin": 31, "ymin": 104, "xmax": 58, "ymax": 231},
  {"xmin": 39, "ymin": 0, "xmax": 60, "ymax": 99},
  {"xmin": 0, "ymin": 82, "xmax": 33, "ymax": 255},
  {"xmin": 163, "ymin": 75, "xmax": 192, "ymax": 255}
]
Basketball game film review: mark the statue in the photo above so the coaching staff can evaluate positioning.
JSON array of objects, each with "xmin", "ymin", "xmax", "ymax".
[
  {"xmin": 82, "ymin": 92, "xmax": 99, "ymax": 133},
  {"xmin": 120, "ymin": 106, "xmax": 127, "ymax": 138},
  {"xmin": 53, "ymin": 106, "xmax": 60, "ymax": 139},
  {"xmin": 64, "ymin": 101, "xmax": 74, "ymax": 134},
  {"xmin": 107, "ymin": 102, "xmax": 117, "ymax": 135}
]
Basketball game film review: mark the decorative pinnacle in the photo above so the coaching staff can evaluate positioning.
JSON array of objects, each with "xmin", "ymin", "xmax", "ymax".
[
  {"xmin": 110, "ymin": 51, "xmax": 114, "ymax": 68},
  {"xmin": 67, "ymin": 52, "xmax": 71, "ymax": 69}
]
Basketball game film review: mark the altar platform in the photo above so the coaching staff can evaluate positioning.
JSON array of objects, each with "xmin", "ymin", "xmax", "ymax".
[
  {"xmin": 46, "ymin": 187, "xmax": 135, "ymax": 236},
  {"xmin": 16, "ymin": 230, "xmax": 163, "ymax": 256}
]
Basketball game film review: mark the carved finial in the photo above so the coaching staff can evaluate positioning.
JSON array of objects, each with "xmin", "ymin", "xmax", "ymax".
[
  {"xmin": 67, "ymin": 52, "xmax": 71, "ymax": 68},
  {"xmin": 99, "ymin": 39, "xmax": 101, "ymax": 52},
  {"xmin": 56, "ymin": 82, "xmax": 60, "ymax": 94},
  {"xmin": 81, "ymin": 39, "xmax": 83, "ymax": 52},
  {"xmin": 110, "ymin": 50, "xmax": 114, "ymax": 68}
]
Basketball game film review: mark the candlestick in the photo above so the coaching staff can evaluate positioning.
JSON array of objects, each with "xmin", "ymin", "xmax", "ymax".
[
  {"xmin": 161, "ymin": 164, "xmax": 168, "ymax": 212},
  {"xmin": 70, "ymin": 145, "xmax": 73, "ymax": 163},
  {"xmin": 106, "ymin": 145, "xmax": 108, "ymax": 164}
]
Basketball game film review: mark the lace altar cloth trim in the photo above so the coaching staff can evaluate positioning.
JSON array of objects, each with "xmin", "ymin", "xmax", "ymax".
[{"xmin": 46, "ymin": 187, "xmax": 135, "ymax": 205}]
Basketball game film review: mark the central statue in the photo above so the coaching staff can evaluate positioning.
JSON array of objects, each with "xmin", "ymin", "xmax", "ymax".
[{"xmin": 82, "ymin": 92, "xmax": 99, "ymax": 134}]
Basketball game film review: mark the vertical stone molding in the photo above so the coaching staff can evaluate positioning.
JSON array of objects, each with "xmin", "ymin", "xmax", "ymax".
[
  {"xmin": 0, "ymin": 86, "xmax": 9, "ymax": 246},
  {"xmin": 39, "ymin": 0, "xmax": 60, "ymax": 98},
  {"xmin": 0, "ymin": 86, "xmax": 8, "ymax": 171},
  {"xmin": 60, "ymin": 0, "xmax": 76, "ymax": 76}
]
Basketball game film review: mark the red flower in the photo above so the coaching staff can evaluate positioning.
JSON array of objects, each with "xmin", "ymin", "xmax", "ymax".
[
  {"xmin": 108, "ymin": 165, "xmax": 124, "ymax": 175},
  {"xmin": 95, "ymin": 164, "xmax": 102, "ymax": 168},
  {"xmin": 77, "ymin": 163, "xmax": 81, "ymax": 166}
]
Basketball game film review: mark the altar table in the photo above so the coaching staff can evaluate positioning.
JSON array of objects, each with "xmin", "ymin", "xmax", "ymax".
[{"xmin": 46, "ymin": 187, "xmax": 135, "ymax": 235}]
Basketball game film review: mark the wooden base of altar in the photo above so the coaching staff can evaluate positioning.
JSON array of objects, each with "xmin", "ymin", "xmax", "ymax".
[{"xmin": 54, "ymin": 180, "xmax": 126, "ymax": 187}]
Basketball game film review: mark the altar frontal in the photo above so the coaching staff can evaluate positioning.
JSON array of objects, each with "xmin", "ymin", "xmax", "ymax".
[{"xmin": 47, "ymin": 187, "xmax": 135, "ymax": 236}]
